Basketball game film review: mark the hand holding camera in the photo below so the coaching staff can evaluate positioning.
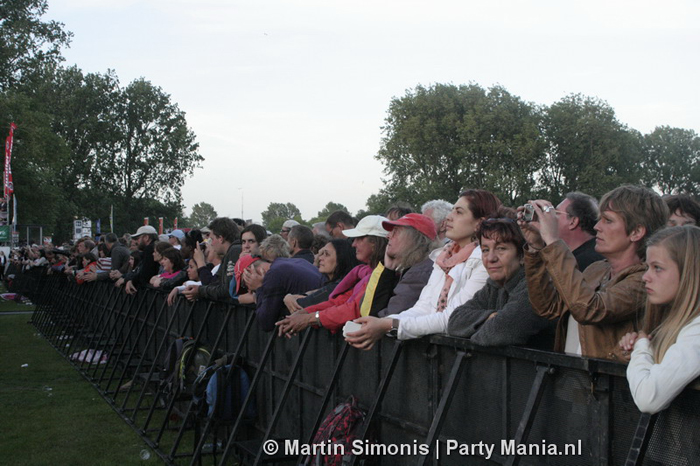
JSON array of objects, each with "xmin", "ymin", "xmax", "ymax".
[{"xmin": 517, "ymin": 200, "xmax": 559, "ymax": 250}]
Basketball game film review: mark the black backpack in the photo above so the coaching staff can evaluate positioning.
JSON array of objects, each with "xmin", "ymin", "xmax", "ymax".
[
  {"xmin": 192, "ymin": 361, "xmax": 256, "ymax": 422},
  {"xmin": 162, "ymin": 337, "xmax": 211, "ymax": 396}
]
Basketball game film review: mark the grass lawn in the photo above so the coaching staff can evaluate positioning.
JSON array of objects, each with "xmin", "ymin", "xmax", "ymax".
[
  {"xmin": 0, "ymin": 297, "xmax": 35, "ymax": 312},
  {"xmin": 0, "ymin": 314, "xmax": 155, "ymax": 465}
]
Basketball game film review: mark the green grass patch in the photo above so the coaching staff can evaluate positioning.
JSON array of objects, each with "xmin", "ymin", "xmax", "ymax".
[
  {"xmin": 0, "ymin": 297, "xmax": 34, "ymax": 312},
  {"xmin": 0, "ymin": 315, "xmax": 155, "ymax": 465}
]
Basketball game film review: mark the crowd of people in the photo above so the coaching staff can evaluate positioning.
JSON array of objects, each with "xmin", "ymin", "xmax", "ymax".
[{"xmin": 8, "ymin": 188, "xmax": 700, "ymax": 416}]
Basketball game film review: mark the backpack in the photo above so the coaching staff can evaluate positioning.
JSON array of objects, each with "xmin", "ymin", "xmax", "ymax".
[
  {"xmin": 309, "ymin": 395, "xmax": 366, "ymax": 466},
  {"xmin": 162, "ymin": 337, "xmax": 211, "ymax": 396},
  {"xmin": 193, "ymin": 362, "xmax": 256, "ymax": 422}
]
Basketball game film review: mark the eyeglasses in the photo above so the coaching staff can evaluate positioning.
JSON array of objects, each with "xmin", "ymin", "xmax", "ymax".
[{"xmin": 280, "ymin": 229, "xmax": 291, "ymax": 234}]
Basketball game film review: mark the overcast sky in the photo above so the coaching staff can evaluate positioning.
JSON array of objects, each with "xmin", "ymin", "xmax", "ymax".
[{"xmin": 46, "ymin": 0, "xmax": 700, "ymax": 224}]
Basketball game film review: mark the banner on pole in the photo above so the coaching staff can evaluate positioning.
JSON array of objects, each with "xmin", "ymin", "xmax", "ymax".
[{"xmin": 4, "ymin": 123, "xmax": 16, "ymax": 199}]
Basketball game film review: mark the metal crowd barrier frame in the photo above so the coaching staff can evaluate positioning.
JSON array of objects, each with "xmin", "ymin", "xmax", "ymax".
[{"xmin": 28, "ymin": 270, "xmax": 700, "ymax": 466}]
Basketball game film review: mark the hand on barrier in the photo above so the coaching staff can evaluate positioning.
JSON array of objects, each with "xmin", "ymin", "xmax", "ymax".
[
  {"xmin": 283, "ymin": 294, "xmax": 304, "ymax": 314},
  {"xmin": 125, "ymin": 280, "xmax": 137, "ymax": 295},
  {"xmin": 345, "ymin": 316, "xmax": 393, "ymax": 351},
  {"xmin": 275, "ymin": 310, "xmax": 313, "ymax": 338},
  {"xmin": 182, "ymin": 284, "xmax": 200, "ymax": 301},
  {"xmin": 167, "ymin": 288, "xmax": 179, "ymax": 306},
  {"xmin": 618, "ymin": 331, "xmax": 649, "ymax": 361}
]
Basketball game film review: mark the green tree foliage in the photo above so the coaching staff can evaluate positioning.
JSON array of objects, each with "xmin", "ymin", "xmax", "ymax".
[
  {"xmin": 375, "ymin": 83, "xmax": 545, "ymax": 207},
  {"xmin": 641, "ymin": 126, "xmax": 700, "ymax": 196},
  {"xmin": 261, "ymin": 202, "xmax": 302, "ymax": 234},
  {"xmin": 0, "ymin": 1, "xmax": 201, "ymax": 242},
  {"xmin": 307, "ymin": 201, "xmax": 350, "ymax": 224},
  {"xmin": 538, "ymin": 94, "xmax": 642, "ymax": 200},
  {"xmin": 0, "ymin": 90, "xmax": 70, "ymax": 232},
  {"xmin": 113, "ymin": 78, "xmax": 201, "ymax": 204},
  {"xmin": 0, "ymin": 0, "xmax": 72, "ymax": 90},
  {"xmin": 189, "ymin": 202, "xmax": 218, "ymax": 228}
]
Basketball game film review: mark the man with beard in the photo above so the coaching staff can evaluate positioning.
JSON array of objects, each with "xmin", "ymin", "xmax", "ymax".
[{"xmin": 124, "ymin": 226, "xmax": 160, "ymax": 295}]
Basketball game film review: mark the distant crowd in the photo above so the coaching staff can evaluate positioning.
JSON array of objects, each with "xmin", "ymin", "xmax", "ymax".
[{"xmin": 9, "ymin": 188, "xmax": 700, "ymax": 416}]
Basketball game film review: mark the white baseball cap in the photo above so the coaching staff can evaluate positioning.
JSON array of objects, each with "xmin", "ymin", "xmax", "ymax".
[{"xmin": 341, "ymin": 215, "xmax": 389, "ymax": 238}]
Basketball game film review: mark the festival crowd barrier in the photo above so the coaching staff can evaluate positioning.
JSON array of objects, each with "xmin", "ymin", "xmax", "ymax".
[{"xmin": 27, "ymin": 270, "xmax": 700, "ymax": 466}]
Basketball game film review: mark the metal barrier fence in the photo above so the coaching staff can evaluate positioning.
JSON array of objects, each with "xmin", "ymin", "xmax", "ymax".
[
  {"xmin": 7, "ymin": 265, "xmax": 46, "ymax": 302},
  {"xmin": 28, "ymin": 270, "xmax": 700, "ymax": 466}
]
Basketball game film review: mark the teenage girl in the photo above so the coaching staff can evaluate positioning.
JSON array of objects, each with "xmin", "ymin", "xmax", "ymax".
[{"xmin": 620, "ymin": 225, "xmax": 700, "ymax": 414}]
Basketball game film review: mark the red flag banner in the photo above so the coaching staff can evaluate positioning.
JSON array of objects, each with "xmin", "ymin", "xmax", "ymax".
[{"xmin": 4, "ymin": 123, "xmax": 16, "ymax": 198}]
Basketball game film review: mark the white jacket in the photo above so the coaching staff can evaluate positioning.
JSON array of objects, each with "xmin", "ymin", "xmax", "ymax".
[
  {"xmin": 627, "ymin": 314, "xmax": 700, "ymax": 414},
  {"xmin": 386, "ymin": 245, "xmax": 488, "ymax": 340}
]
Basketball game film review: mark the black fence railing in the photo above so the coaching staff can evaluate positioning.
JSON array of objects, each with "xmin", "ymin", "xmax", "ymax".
[{"xmin": 28, "ymin": 270, "xmax": 700, "ymax": 466}]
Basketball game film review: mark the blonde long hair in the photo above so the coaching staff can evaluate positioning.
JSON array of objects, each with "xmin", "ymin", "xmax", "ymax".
[{"xmin": 642, "ymin": 225, "xmax": 700, "ymax": 362}]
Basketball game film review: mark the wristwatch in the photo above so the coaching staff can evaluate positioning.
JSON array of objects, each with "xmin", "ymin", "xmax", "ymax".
[
  {"xmin": 315, "ymin": 311, "xmax": 322, "ymax": 327},
  {"xmin": 388, "ymin": 319, "xmax": 399, "ymax": 337}
]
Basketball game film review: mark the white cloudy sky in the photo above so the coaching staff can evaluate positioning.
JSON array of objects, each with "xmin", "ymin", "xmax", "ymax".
[{"xmin": 46, "ymin": 0, "xmax": 700, "ymax": 224}]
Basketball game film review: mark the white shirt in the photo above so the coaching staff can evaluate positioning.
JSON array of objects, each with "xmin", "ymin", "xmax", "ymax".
[
  {"xmin": 386, "ymin": 246, "xmax": 488, "ymax": 340},
  {"xmin": 627, "ymin": 314, "xmax": 700, "ymax": 414}
]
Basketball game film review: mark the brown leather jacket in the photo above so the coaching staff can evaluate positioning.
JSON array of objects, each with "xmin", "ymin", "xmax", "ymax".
[{"xmin": 524, "ymin": 240, "xmax": 646, "ymax": 362}]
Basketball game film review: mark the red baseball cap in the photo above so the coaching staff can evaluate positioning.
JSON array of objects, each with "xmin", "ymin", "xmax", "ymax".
[
  {"xmin": 382, "ymin": 213, "xmax": 437, "ymax": 240},
  {"xmin": 234, "ymin": 254, "xmax": 260, "ymax": 294}
]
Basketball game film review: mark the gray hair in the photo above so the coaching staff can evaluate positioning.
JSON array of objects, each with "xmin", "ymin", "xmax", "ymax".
[
  {"xmin": 312, "ymin": 222, "xmax": 331, "ymax": 238},
  {"xmin": 390, "ymin": 226, "xmax": 439, "ymax": 272},
  {"xmin": 259, "ymin": 234, "xmax": 291, "ymax": 261},
  {"xmin": 421, "ymin": 200, "xmax": 453, "ymax": 227}
]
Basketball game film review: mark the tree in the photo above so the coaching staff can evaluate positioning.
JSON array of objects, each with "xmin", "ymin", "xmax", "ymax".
[
  {"xmin": 375, "ymin": 83, "xmax": 545, "ymax": 207},
  {"xmin": 538, "ymin": 94, "xmax": 643, "ymax": 200},
  {"xmin": 641, "ymin": 126, "xmax": 700, "ymax": 196},
  {"xmin": 0, "ymin": 0, "xmax": 72, "ymax": 90},
  {"xmin": 108, "ymin": 78, "xmax": 201, "ymax": 204},
  {"xmin": 1, "ymin": 67, "xmax": 200, "ymax": 241},
  {"xmin": 189, "ymin": 202, "xmax": 218, "ymax": 228},
  {"xmin": 261, "ymin": 202, "xmax": 303, "ymax": 234},
  {"xmin": 0, "ymin": 90, "xmax": 72, "ymax": 236},
  {"xmin": 307, "ymin": 201, "xmax": 350, "ymax": 224}
]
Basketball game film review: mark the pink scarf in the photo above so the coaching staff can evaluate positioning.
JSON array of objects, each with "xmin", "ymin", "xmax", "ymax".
[{"xmin": 434, "ymin": 241, "xmax": 477, "ymax": 312}]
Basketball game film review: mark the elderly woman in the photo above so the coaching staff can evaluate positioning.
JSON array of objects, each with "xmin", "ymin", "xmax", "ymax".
[
  {"xmin": 276, "ymin": 215, "xmax": 389, "ymax": 336},
  {"xmin": 447, "ymin": 215, "xmax": 554, "ymax": 348}
]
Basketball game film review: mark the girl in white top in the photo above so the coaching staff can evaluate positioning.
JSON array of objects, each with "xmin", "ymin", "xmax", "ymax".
[
  {"xmin": 346, "ymin": 189, "xmax": 501, "ymax": 349},
  {"xmin": 620, "ymin": 225, "xmax": 700, "ymax": 414}
]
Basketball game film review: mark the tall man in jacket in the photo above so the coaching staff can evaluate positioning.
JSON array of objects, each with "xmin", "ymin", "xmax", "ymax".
[
  {"xmin": 520, "ymin": 185, "xmax": 668, "ymax": 361},
  {"xmin": 182, "ymin": 217, "xmax": 241, "ymax": 303},
  {"xmin": 124, "ymin": 226, "xmax": 160, "ymax": 294}
]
